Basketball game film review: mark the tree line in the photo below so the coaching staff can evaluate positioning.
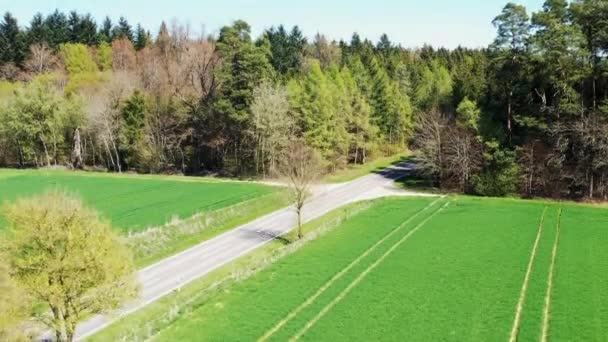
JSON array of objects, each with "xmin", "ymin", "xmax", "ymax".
[{"xmin": 1, "ymin": 0, "xmax": 608, "ymax": 200}]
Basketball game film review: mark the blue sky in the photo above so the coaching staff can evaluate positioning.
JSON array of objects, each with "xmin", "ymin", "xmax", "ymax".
[{"xmin": 3, "ymin": 0, "xmax": 545, "ymax": 48}]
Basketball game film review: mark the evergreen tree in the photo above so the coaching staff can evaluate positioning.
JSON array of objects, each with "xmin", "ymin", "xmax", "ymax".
[
  {"xmin": 0, "ymin": 12, "xmax": 27, "ymax": 67},
  {"xmin": 531, "ymin": 0, "xmax": 586, "ymax": 117},
  {"xmin": 27, "ymin": 13, "xmax": 49, "ymax": 45},
  {"xmin": 265, "ymin": 25, "xmax": 305, "ymax": 76},
  {"xmin": 78, "ymin": 13, "xmax": 98, "ymax": 45},
  {"xmin": 376, "ymin": 33, "xmax": 392, "ymax": 56},
  {"xmin": 43, "ymin": 10, "xmax": 69, "ymax": 49},
  {"xmin": 214, "ymin": 20, "xmax": 272, "ymax": 173},
  {"xmin": 120, "ymin": 90, "xmax": 148, "ymax": 169},
  {"xmin": 134, "ymin": 24, "xmax": 150, "ymax": 50},
  {"xmin": 369, "ymin": 57, "xmax": 412, "ymax": 144},
  {"xmin": 288, "ymin": 60, "xmax": 335, "ymax": 157},
  {"xmin": 490, "ymin": 2, "xmax": 531, "ymax": 140},
  {"xmin": 114, "ymin": 16, "xmax": 133, "ymax": 41},
  {"xmin": 341, "ymin": 66, "xmax": 378, "ymax": 163},
  {"xmin": 68, "ymin": 11, "xmax": 80, "ymax": 43},
  {"xmin": 99, "ymin": 16, "xmax": 113, "ymax": 43}
]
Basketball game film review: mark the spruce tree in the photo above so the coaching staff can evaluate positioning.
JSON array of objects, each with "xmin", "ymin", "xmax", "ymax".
[
  {"xmin": 44, "ymin": 10, "xmax": 69, "ymax": 49},
  {"xmin": 78, "ymin": 14, "xmax": 98, "ymax": 45},
  {"xmin": 134, "ymin": 24, "xmax": 149, "ymax": 50},
  {"xmin": 27, "ymin": 13, "xmax": 49, "ymax": 45},
  {"xmin": 0, "ymin": 12, "xmax": 27, "ymax": 66},
  {"xmin": 99, "ymin": 16, "xmax": 113, "ymax": 43},
  {"xmin": 115, "ymin": 17, "xmax": 133, "ymax": 41}
]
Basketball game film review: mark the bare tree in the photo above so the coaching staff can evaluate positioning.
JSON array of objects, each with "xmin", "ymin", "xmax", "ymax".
[
  {"xmin": 412, "ymin": 108, "xmax": 447, "ymax": 184},
  {"xmin": 112, "ymin": 39, "xmax": 136, "ymax": 71},
  {"xmin": 25, "ymin": 43, "xmax": 59, "ymax": 74},
  {"xmin": 88, "ymin": 73, "xmax": 135, "ymax": 172},
  {"xmin": 444, "ymin": 127, "xmax": 483, "ymax": 192},
  {"xmin": 280, "ymin": 141, "xmax": 323, "ymax": 240}
]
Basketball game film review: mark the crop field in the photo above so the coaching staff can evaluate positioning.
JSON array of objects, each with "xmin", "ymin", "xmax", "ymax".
[
  {"xmin": 145, "ymin": 196, "xmax": 607, "ymax": 341},
  {"xmin": 0, "ymin": 169, "xmax": 281, "ymax": 233}
]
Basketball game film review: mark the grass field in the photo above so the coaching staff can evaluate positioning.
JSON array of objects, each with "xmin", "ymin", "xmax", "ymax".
[
  {"xmin": 0, "ymin": 169, "xmax": 282, "ymax": 233},
  {"xmin": 118, "ymin": 196, "xmax": 607, "ymax": 341}
]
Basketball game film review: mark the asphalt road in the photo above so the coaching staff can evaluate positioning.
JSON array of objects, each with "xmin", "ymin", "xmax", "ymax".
[{"xmin": 68, "ymin": 163, "xmax": 428, "ymax": 340}]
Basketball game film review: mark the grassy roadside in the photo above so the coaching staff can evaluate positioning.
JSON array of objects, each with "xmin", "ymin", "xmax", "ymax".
[
  {"xmin": 323, "ymin": 153, "xmax": 409, "ymax": 183},
  {"xmin": 130, "ymin": 190, "xmax": 291, "ymax": 268},
  {"xmin": 86, "ymin": 200, "xmax": 375, "ymax": 341}
]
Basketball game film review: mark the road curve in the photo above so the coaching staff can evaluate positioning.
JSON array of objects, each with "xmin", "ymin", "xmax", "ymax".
[{"xmin": 67, "ymin": 163, "xmax": 427, "ymax": 340}]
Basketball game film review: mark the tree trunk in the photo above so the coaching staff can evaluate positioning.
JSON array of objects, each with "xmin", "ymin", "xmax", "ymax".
[
  {"xmin": 589, "ymin": 172, "xmax": 594, "ymax": 199},
  {"xmin": 507, "ymin": 92, "xmax": 513, "ymax": 144},
  {"xmin": 15, "ymin": 139, "xmax": 24, "ymax": 167},
  {"xmin": 72, "ymin": 128, "xmax": 83, "ymax": 169},
  {"xmin": 297, "ymin": 206, "xmax": 303, "ymax": 240},
  {"xmin": 40, "ymin": 135, "xmax": 51, "ymax": 167}
]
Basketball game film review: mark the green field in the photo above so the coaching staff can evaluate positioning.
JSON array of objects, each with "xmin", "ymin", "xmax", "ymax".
[
  {"xmin": 0, "ymin": 169, "xmax": 282, "ymax": 233},
  {"xmin": 133, "ymin": 196, "xmax": 607, "ymax": 341}
]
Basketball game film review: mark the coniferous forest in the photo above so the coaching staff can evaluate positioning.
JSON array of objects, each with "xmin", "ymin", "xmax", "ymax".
[{"xmin": 1, "ymin": 0, "xmax": 608, "ymax": 200}]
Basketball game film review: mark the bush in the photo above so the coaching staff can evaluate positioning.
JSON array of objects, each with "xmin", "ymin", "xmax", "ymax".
[{"xmin": 59, "ymin": 43, "xmax": 98, "ymax": 74}]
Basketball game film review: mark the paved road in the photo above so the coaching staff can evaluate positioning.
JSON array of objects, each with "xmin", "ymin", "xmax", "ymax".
[{"xmin": 69, "ymin": 163, "xmax": 429, "ymax": 340}]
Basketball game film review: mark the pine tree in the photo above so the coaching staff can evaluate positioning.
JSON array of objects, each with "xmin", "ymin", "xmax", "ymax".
[
  {"xmin": 531, "ymin": 0, "xmax": 586, "ymax": 117},
  {"xmin": 99, "ymin": 16, "xmax": 113, "ymax": 43},
  {"xmin": 78, "ymin": 13, "xmax": 98, "ymax": 45},
  {"xmin": 68, "ymin": 11, "xmax": 80, "ymax": 43},
  {"xmin": 134, "ymin": 24, "xmax": 149, "ymax": 50},
  {"xmin": 214, "ymin": 20, "xmax": 272, "ymax": 173},
  {"xmin": 0, "ymin": 12, "xmax": 27, "ymax": 66},
  {"xmin": 27, "ymin": 13, "xmax": 49, "ymax": 45},
  {"xmin": 114, "ymin": 16, "xmax": 133, "ymax": 41},
  {"xmin": 43, "ymin": 10, "xmax": 69, "ymax": 49}
]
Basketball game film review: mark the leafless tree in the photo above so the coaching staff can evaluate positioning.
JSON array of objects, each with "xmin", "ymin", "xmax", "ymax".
[
  {"xmin": 549, "ymin": 112, "xmax": 608, "ymax": 199},
  {"xmin": 24, "ymin": 43, "xmax": 59, "ymax": 74},
  {"xmin": 112, "ymin": 39, "xmax": 137, "ymax": 71},
  {"xmin": 444, "ymin": 127, "xmax": 483, "ymax": 192},
  {"xmin": 412, "ymin": 108, "xmax": 447, "ymax": 183},
  {"xmin": 280, "ymin": 141, "xmax": 323, "ymax": 240},
  {"xmin": 88, "ymin": 73, "xmax": 135, "ymax": 172},
  {"xmin": 307, "ymin": 34, "xmax": 342, "ymax": 69},
  {"xmin": 0, "ymin": 63, "xmax": 21, "ymax": 81}
]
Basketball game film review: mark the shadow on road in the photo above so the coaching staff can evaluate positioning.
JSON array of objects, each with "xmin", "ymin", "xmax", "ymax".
[
  {"xmin": 373, "ymin": 156, "xmax": 439, "ymax": 193},
  {"xmin": 239, "ymin": 228, "xmax": 292, "ymax": 245}
]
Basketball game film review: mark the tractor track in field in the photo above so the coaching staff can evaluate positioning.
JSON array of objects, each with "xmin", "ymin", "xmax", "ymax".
[
  {"xmin": 258, "ymin": 197, "xmax": 445, "ymax": 342},
  {"xmin": 541, "ymin": 208, "xmax": 562, "ymax": 342},
  {"xmin": 54, "ymin": 162, "xmax": 437, "ymax": 341},
  {"xmin": 289, "ymin": 200, "xmax": 451, "ymax": 341},
  {"xmin": 509, "ymin": 206, "xmax": 548, "ymax": 342}
]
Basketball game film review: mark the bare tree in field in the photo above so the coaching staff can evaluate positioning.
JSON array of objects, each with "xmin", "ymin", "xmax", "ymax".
[{"xmin": 280, "ymin": 141, "xmax": 323, "ymax": 240}]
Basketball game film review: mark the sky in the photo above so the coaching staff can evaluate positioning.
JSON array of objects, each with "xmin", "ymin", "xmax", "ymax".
[{"xmin": 3, "ymin": 0, "xmax": 546, "ymax": 49}]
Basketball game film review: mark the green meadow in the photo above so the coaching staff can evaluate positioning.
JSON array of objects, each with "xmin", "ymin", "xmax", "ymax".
[
  {"xmin": 0, "ymin": 169, "xmax": 282, "ymax": 233},
  {"xmin": 130, "ymin": 196, "xmax": 607, "ymax": 341}
]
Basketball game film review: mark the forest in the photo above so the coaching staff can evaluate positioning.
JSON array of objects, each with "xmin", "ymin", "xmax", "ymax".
[{"xmin": 0, "ymin": 0, "xmax": 607, "ymax": 200}]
